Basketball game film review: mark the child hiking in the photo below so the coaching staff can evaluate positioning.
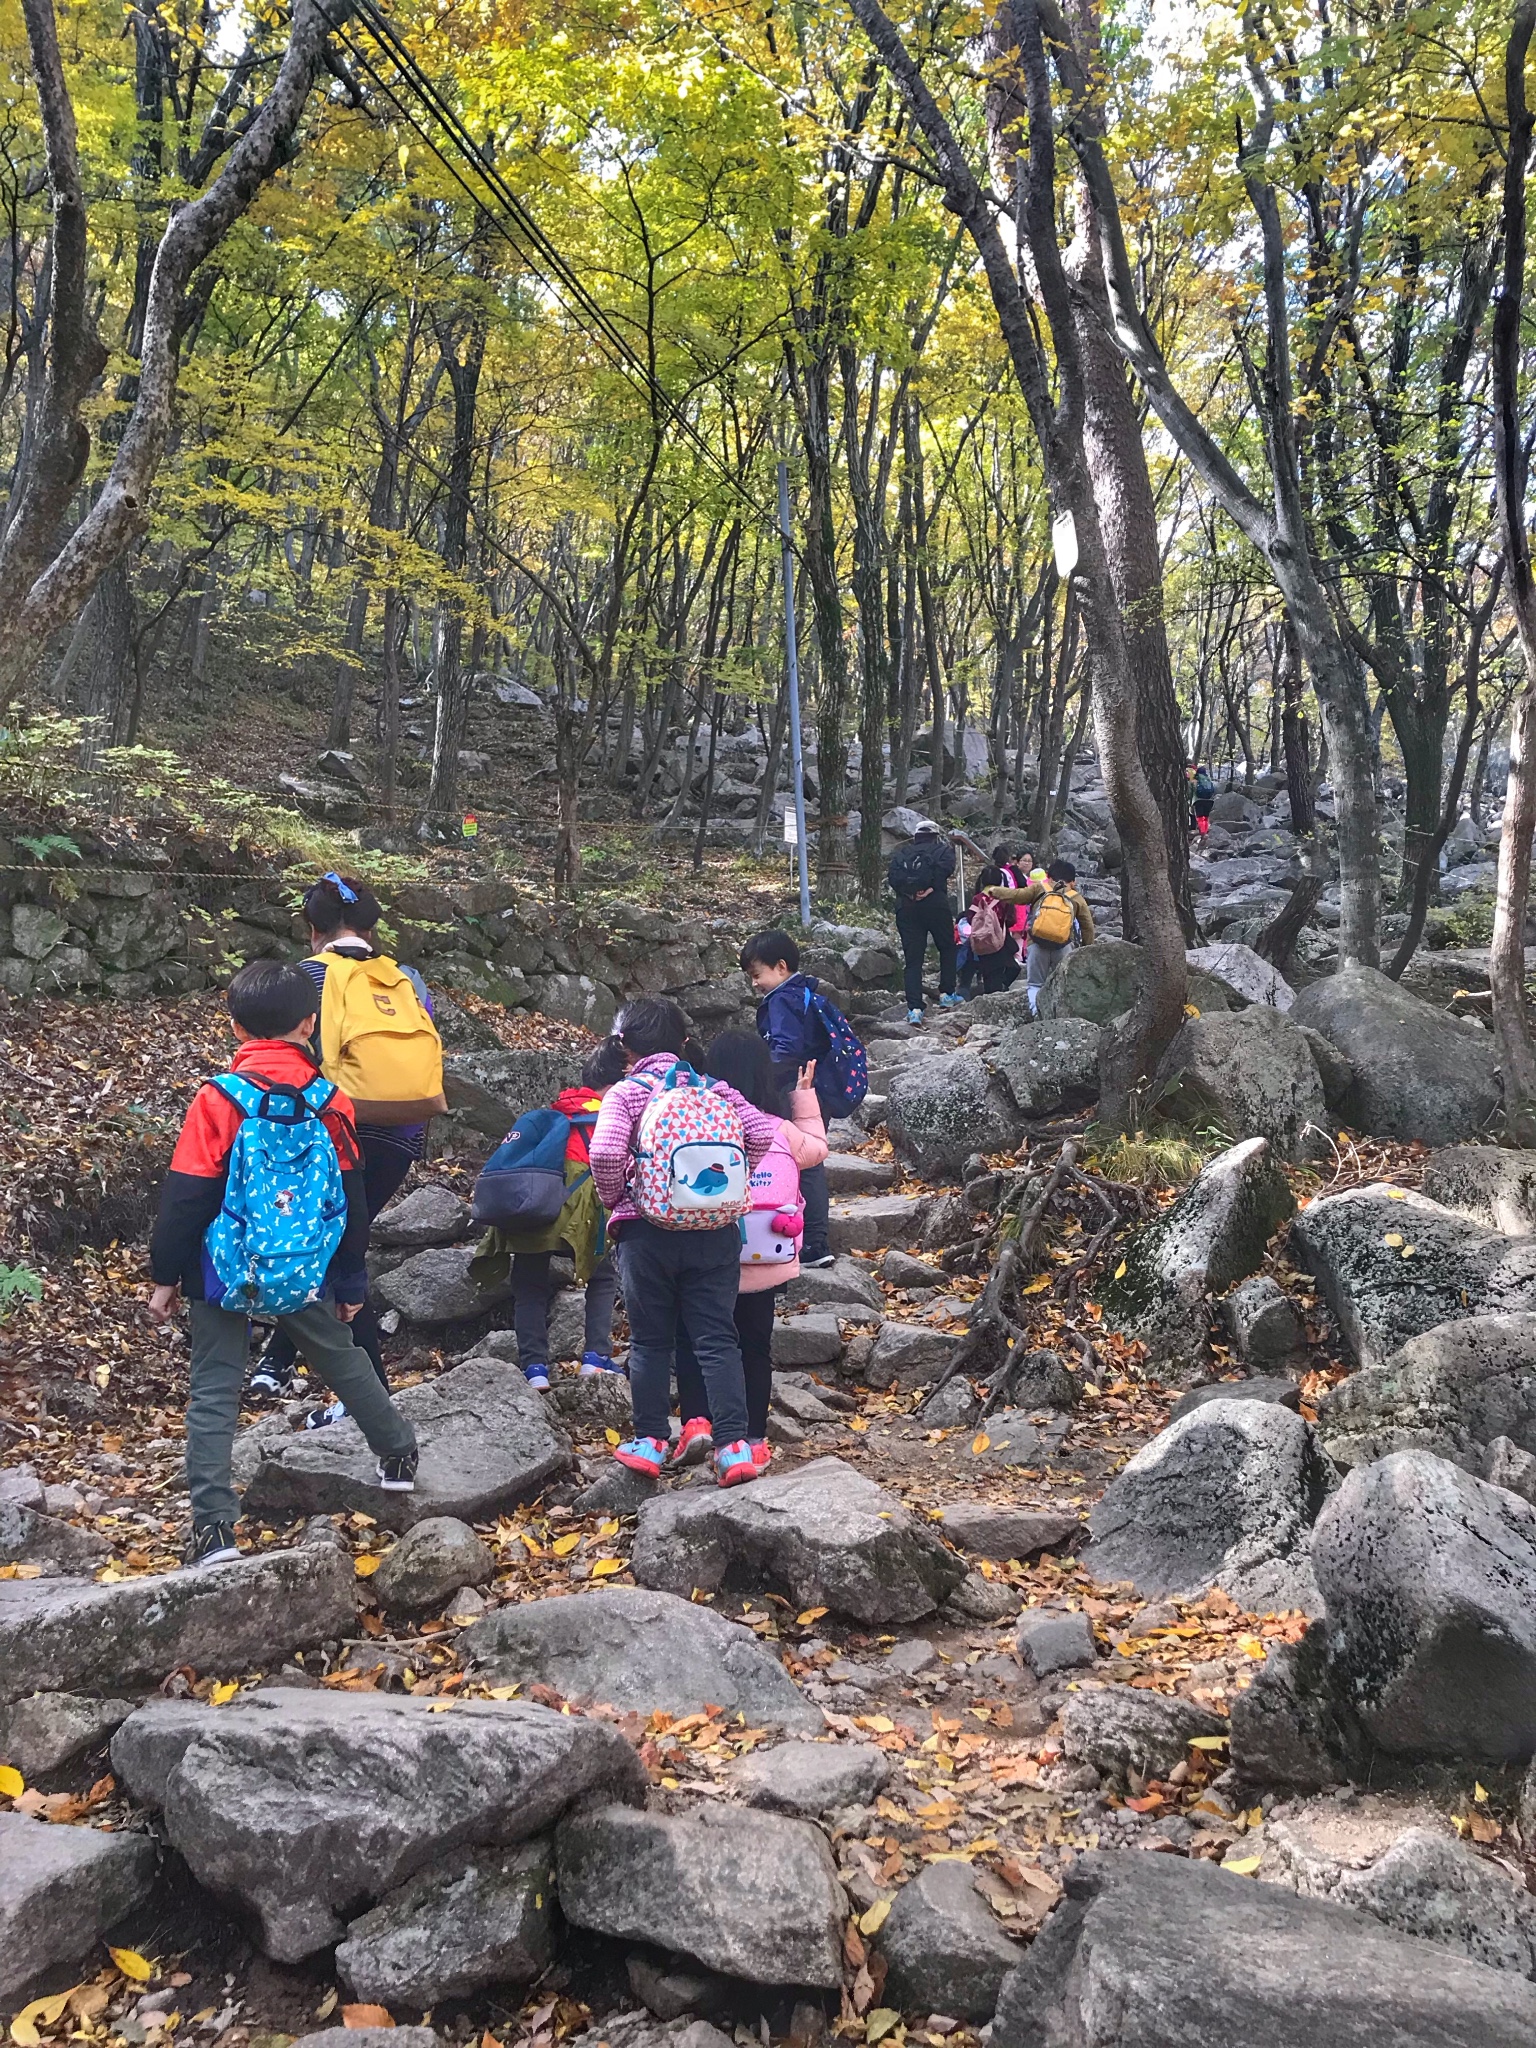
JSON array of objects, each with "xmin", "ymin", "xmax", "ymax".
[
  {"xmin": 249, "ymin": 872, "xmax": 445, "ymax": 1422},
  {"xmin": 588, "ymin": 998, "xmax": 783, "ymax": 1487},
  {"xmin": 468, "ymin": 1038, "xmax": 629, "ymax": 1391},
  {"xmin": 673, "ymin": 1031, "xmax": 828, "ymax": 1472},
  {"xmin": 988, "ymin": 857, "xmax": 1098, "ymax": 1016},
  {"xmin": 147, "ymin": 961, "xmax": 419, "ymax": 1568},
  {"xmin": 739, "ymin": 928, "xmax": 868, "ymax": 1268}
]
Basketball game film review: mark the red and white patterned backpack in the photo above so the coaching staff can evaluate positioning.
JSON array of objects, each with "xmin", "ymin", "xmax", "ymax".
[{"xmin": 630, "ymin": 1062, "xmax": 750, "ymax": 1230}]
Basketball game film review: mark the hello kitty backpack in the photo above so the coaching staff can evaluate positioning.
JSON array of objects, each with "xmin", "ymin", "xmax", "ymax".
[
  {"xmin": 630, "ymin": 1063, "xmax": 750, "ymax": 1230},
  {"xmin": 740, "ymin": 1131, "xmax": 805, "ymax": 1266}
]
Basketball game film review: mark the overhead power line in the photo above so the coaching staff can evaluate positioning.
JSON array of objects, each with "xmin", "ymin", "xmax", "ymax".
[{"xmin": 316, "ymin": 0, "xmax": 786, "ymax": 542}]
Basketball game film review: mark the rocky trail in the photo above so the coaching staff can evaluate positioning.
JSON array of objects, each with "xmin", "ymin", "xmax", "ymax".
[{"xmin": 8, "ymin": 799, "xmax": 1536, "ymax": 2042}]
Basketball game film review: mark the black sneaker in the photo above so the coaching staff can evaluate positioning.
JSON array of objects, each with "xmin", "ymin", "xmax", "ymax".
[
  {"xmin": 248, "ymin": 1362, "xmax": 297, "ymax": 1402},
  {"xmin": 376, "ymin": 1450, "xmax": 418, "ymax": 1492},
  {"xmin": 803, "ymin": 1250, "xmax": 837, "ymax": 1270},
  {"xmin": 185, "ymin": 1521, "xmax": 240, "ymax": 1568}
]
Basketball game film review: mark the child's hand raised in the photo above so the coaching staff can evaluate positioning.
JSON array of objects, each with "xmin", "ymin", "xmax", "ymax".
[{"xmin": 796, "ymin": 1060, "xmax": 818, "ymax": 1091}]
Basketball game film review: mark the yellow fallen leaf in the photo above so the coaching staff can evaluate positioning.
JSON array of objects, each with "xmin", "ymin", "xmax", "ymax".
[
  {"xmin": 486, "ymin": 1684, "xmax": 521, "ymax": 1700},
  {"xmin": 209, "ymin": 1680, "xmax": 240, "ymax": 1706},
  {"xmin": 519, "ymin": 1532, "xmax": 543, "ymax": 1556},
  {"xmin": 597, "ymin": 1519, "xmax": 620, "ymax": 1537},
  {"xmin": 1382, "ymin": 1232, "xmax": 1403, "ymax": 1248},
  {"xmin": 316, "ymin": 1991, "xmax": 339, "ymax": 2021},
  {"xmin": 109, "ymin": 1948, "xmax": 155, "ymax": 1983},
  {"xmin": 604, "ymin": 1428, "xmax": 621, "ymax": 1446},
  {"xmin": 1184, "ymin": 1003, "xmax": 1201, "ymax": 1018},
  {"xmin": 1019, "ymin": 1275, "xmax": 1052, "ymax": 1295},
  {"xmin": 1113, "ymin": 1260, "xmax": 1127, "ymax": 1280},
  {"xmin": 797, "ymin": 1607, "xmax": 828, "ymax": 1625},
  {"xmin": 10, "ymin": 1989, "xmax": 80, "ymax": 2047},
  {"xmin": 0, "ymin": 1764, "xmax": 24, "ymax": 1799},
  {"xmin": 1246, "ymin": 1805, "xmax": 1264, "ymax": 1828},
  {"xmin": 865, "ymin": 2011, "xmax": 901, "ymax": 2044},
  {"xmin": 861, "ymin": 1714, "xmax": 896, "ymax": 1733},
  {"xmin": 1401, "ymin": 1245, "xmax": 1416, "ymax": 1259},
  {"xmin": 971, "ymin": 1433, "xmax": 991, "ymax": 1454},
  {"xmin": 1187, "ymin": 1734, "xmax": 1229, "ymax": 1751},
  {"xmin": 859, "ymin": 1898, "xmax": 891, "ymax": 1936},
  {"xmin": 1474, "ymin": 1781, "xmax": 1489, "ymax": 1803},
  {"xmin": 1221, "ymin": 1854, "xmax": 1261, "ymax": 1876},
  {"xmin": 354, "ymin": 1554, "xmax": 382, "ymax": 1578},
  {"xmin": 848, "ymin": 1416, "xmax": 869, "ymax": 1432},
  {"xmin": 551, "ymin": 1533, "xmax": 582, "ymax": 1557},
  {"xmin": 591, "ymin": 1558, "xmax": 626, "ymax": 1578},
  {"xmin": 1387, "ymin": 1187, "xmax": 1406, "ymax": 1199}
]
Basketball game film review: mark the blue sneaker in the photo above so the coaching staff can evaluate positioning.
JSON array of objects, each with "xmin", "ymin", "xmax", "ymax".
[
  {"xmin": 906, "ymin": 1007, "xmax": 924, "ymax": 1025},
  {"xmin": 523, "ymin": 1362, "xmax": 551, "ymax": 1392},
  {"xmin": 939, "ymin": 992, "xmax": 966, "ymax": 1008},
  {"xmin": 580, "ymin": 1351, "xmax": 626, "ymax": 1378},
  {"xmin": 715, "ymin": 1440, "xmax": 761, "ymax": 1488},
  {"xmin": 614, "ymin": 1435, "xmax": 668, "ymax": 1476}
]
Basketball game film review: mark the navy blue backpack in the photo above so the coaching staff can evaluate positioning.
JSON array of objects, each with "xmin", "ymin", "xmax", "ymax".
[
  {"xmin": 472, "ymin": 1106, "xmax": 589, "ymax": 1230},
  {"xmin": 802, "ymin": 986, "xmax": 869, "ymax": 1120}
]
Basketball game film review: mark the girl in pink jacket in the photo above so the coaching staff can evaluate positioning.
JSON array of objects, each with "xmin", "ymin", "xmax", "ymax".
[{"xmin": 673, "ymin": 1029, "xmax": 828, "ymax": 1471}]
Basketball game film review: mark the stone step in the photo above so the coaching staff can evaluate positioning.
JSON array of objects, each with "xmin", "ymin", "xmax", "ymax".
[
  {"xmin": 823, "ymin": 1153, "xmax": 896, "ymax": 1195},
  {"xmin": 828, "ymin": 1192, "xmax": 924, "ymax": 1253}
]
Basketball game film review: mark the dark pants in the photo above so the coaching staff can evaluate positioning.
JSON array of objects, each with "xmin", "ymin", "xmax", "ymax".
[
  {"xmin": 615, "ymin": 1218, "xmax": 749, "ymax": 1446},
  {"xmin": 978, "ymin": 937, "xmax": 1020, "ymax": 994},
  {"xmin": 799, "ymin": 1158, "xmax": 830, "ymax": 1261},
  {"xmin": 188, "ymin": 1300, "xmax": 417, "ymax": 1528},
  {"xmin": 895, "ymin": 894, "xmax": 957, "ymax": 1009},
  {"xmin": 261, "ymin": 1141, "xmax": 413, "ymax": 1389},
  {"xmin": 676, "ymin": 1287, "xmax": 778, "ymax": 1441},
  {"xmin": 512, "ymin": 1250, "xmax": 618, "ymax": 1366}
]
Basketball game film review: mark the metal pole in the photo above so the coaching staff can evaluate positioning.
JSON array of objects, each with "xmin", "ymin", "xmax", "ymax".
[{"xmin": 778, "ymin": 458, "xmax": 813, "ymax": 928}]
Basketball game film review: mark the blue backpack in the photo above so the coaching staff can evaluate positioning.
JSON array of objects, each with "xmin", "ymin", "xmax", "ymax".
[
  {"xmin": 204, "ymin": 1073, "xmax": 348, "ymax": 1314},
  {"xmin": 472, "ymin": 1106, "xmax": 594, "ymax": 1230},
  {"xmin": 803, "ymin": 986, "xmax": 869, "ymax": 1120}
]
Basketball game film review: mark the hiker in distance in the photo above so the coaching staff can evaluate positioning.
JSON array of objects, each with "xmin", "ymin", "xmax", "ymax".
[
  {"xmin": 249, "ymin": 871, "xmax": 445, "ymax": 1422},
  {"xmin": 887, "ymin": 818, "xmax": 965, "ymax": 1025},
  {"xmin": 146, "ymin": 961, "xmax": 420, "ymax": 1568},
  {"xmin": 987, "ymin": 857, "xmax": 1097, "ymax": 1016}
]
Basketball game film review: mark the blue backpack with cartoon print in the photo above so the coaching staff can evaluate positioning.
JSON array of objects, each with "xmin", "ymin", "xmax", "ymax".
[
  {"xmin": 802, "ymin": 986, "xmax": 869, "ymax": 1119},
  {"xmin": 203, "ymin": 1072, "xmax": 348, "ymax": 1313}
]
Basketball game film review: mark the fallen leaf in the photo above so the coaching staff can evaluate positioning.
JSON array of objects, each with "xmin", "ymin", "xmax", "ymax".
[
  {"xmin": 10, "ymin": 1988, "xmax": 81, "ymax": 2045},
  {"xmin": 1187, "ymin": 1734, "xmax": 1228, "ymax": 1752},
  {"xmin": 109, "ymin": 1948, "xmax": 155, "ymax": 1983},
  {"xmin": 604, "ymin": 1428, "xmax": 621, "ymax": 1446},
  {"xmin": 1382, "ymin": 1232, "xmax": 1403, "ymax": 1248},
  {"xmin": 859, "ymin": 1899, "xmax": 891, "ymax": 1936},
  {"xmin": 596, "ymin": 1519, "xmax": 620, "ymax": 1537},
  {"xmin": 796, "ymin": 1607, "xmax": 828, "ymax": 1625},
  {"xmin": 68, "ymin": 1987, "xmax": 110, "ymax": 2023},
  {"xmin": 1401, "ymin": 1245, "xmax": 1416, "ymax": 1259},
  {"xmin": 971, "ymin": 1434, "xmax": 991, "ymax": 1455},
  {"xmin": 551, "ymin": 1533, "xmax": 582, "ymax": 1557},
  {"xmin": 591, "ymin": 1558, "xmax": 626, "ymax": 1578},
  {"xmin": 354, "ymin": 1554, "xmax": 382, "ymax": 1578},
  {"xmin": 341, "ymin": 2007, "xmax": 394, "ymax": 2029},
  {"xmin": 1474, "ymin": 1781, "xmax": 1489, "ymax": 1803},
  {"xmin": 1019, "ymin": 1275, "xmax": 1052, "ymax": 1295},
  {"xmin": 315, "ymin": 1992, "xmax": 339, "ymax": 2021},
  {"xmin": 1221, "ymin": 1854, "xmax": 1261, "ymax": 1876},
  {"xmin": 0, "ymin": 1764, "xmax": 23, "ymax": 1799},
  {"xmin": 1113, "ymin": 1260, "xmax": 1127, "ymax": 1279},
  {"xmin": 210, "ymin": 1680, "xmax": 240, "ymax": 1706},
  {"xmin": 866, "ymin": 2011, "xmax": 901, "ymax": 2044}
]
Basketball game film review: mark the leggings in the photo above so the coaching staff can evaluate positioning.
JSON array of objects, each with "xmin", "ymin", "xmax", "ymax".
[{"xmin": 676, "ymin": 1287, "xmax": 779, "ymax": 1442}]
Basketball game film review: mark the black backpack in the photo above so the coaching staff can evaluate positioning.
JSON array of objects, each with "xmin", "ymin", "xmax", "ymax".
[{"xmin": 888, "ymin": 838, "xmax": 948, "ymax": 900}]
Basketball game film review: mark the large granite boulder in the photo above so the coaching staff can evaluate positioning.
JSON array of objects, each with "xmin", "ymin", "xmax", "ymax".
[
  {"xmin": 0, "ymin": 1546, "xmax": 356, "ymax": 1706},
  {"xmin": 990, "ymin": 1851, "xmax": 1536, "ymax": 2047},
  {"xmin": 375, "ymin": 1244, "xmax": 516, "ymax": 1325},
  {"xmin": 461, "ymin": 1586, "xmax": 821, "ymax": 1730},
  {"xmin": 1060, "ymin": 1688, "xmax": 1226, "ymax": 1782},
  {"xmin": 1309, "ymin": 1451, "xmax": 1536, "ymax": 1763},
  {"xmin": 0, "ymin": 1502, "xmax": 110, "ymax": 1574},
  {"xmin": 1035, "ymin": 939, "xmax": 1235, "ymax": 1026},
  {"xmin": 336, "ymin": 1840, "xmax": 555, "ymax": 2007},
  {"xmin": 240, "ymin": 1356, "xmax": 571, "ymax": 1531},
  {"xmin": 1187, "ymin": 942, "xmax": 1295, "ymax": 1011},
  {"xmin": 0, "ymin": 1692, "xmax": 136, "ymax": 1778},
  {"xmin": 885, "ymin": 1053, "xmax": 1024, "ymax": 1178},
  {"xmin": 372, "ymin": 1184, "xmax": 471, "ymax": 1249},
  {"xmin": 111, "ymin": 1688, "xmax": 647, "ymax": 1962},
  {"xmin": 983, "ymin": 1017, "xmax": 1103, "ymax": 1119},
  {"xmin": 1152, "ymin": 1007, "xmax": 1328, "ymax": 1162},
  {"xmin": 1099, "ymin": 1138, "xmax": 1295, "ymax": 1361},
  {"xmin": 1084, "ymin": 1398, "xmax": 1329, "ymax": 1614},
  {"xmin": 0, "ymin": 1812, "xmax": 158, "ymax": 2002},
  {"xmin": 877, "ymin": 1860, "xmax": 1020, "ymax": 2023},
  {"xmin": 1317, "ymin": 1312, "xmax": 1536, "ymax": 1472},
  {"xmin": 442, "ymin": 1050, "xmax": 585, "ymax": 1140},
  {"xmin": 1293, "ymin": 1185, "xmax": 1536, "ymax": 1368},
  {"xmin": 629, "ymin": 1457, "xmax": 965, "ymax": 1625},
  {"xmin": 1422, "ymin": 1145, "xmax": 1536, "ymax": 1235},
  {"xmin": 1289, "ymin": 964, "xmax": 1499, "ymax": 1145},
  {"xmin": 555, "ymin": 1802, "xmax": 844, "ymax": 1988}
]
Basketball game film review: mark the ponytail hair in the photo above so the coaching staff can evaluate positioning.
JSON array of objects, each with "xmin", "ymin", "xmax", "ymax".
[
  {"xmin": 580, "ymin": 1037, "xmax": 630, "ymax": 1089},
  {"xmin": 303, "ymin": 871, "xmax": 382, "ymax": 937}
]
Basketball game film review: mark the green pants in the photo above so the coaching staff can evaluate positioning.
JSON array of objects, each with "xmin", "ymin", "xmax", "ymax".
[{"xmin": 186, "ymin": 1299, "xmax": 418, "ymax": 1529}]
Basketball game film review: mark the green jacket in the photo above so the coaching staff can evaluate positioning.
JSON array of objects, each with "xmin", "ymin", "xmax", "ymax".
[{"xmin": 469, "ymin": 1151, "xmax": 609, "ymax": 1288}]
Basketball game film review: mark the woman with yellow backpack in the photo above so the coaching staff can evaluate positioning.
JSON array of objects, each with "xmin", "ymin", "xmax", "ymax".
[
  {"xmin": 986, "ymin": 857, "xmax": 1097, "ymax": 1016},
  {"xmin": 247, "ymin": 872, "xmax": 446, "ymax": 1419}
]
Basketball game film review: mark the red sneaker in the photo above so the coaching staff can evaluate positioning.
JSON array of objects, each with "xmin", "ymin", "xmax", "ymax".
[
  {"xmin": 613, "ymin": 1435, "xmax": 668, "ymax": 1476},
  {"xmin": 714, "ymin": 1440, "xmax": 761, "ymax": 1487},
  {"xmin": 673, "ymin": 1415, "xmax": 715, "ymax": 1466},
  {"xmin": 749, "ymin": 1438, "xmax": 773, "ymax": 1470}
]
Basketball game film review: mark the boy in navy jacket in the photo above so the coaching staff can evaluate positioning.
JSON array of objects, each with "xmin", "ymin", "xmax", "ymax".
[{"xmin": 739, "ymin": 930, "xmax": 834, "ymax": 1267}]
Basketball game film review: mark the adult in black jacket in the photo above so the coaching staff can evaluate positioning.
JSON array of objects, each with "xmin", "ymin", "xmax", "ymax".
[{"xmin": 887, "ymin": 820, "xmax": 962, "ymax": 1021}]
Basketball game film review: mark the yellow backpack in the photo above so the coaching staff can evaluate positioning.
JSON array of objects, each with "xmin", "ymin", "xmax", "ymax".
[
  {"xmin": 1030, "ymin": 888, "xmax": 1077, "ymax": 947},
  {"xmin": 312, "ymin": 954, "xmax": 447, "ymax": 1124}
]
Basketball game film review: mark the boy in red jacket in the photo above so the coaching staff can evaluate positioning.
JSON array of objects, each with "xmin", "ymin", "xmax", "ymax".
[{"xmin": 148, "ymin": 961, "xmax": 419, "ymax": 1567}]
